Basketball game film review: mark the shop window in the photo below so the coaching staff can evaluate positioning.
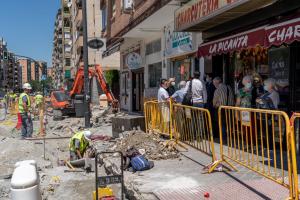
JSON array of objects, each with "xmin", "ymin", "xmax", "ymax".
[
  {"xmin": 146, "ymin": 39, "xmax": 161, "ymax": 55},
  {"xmin": 148, "ymin": 62, "xmax": 162, "ymax": 88},
  {"xmin": 172, "ymin": 58, "xmax": 191, "ymax": 82}
]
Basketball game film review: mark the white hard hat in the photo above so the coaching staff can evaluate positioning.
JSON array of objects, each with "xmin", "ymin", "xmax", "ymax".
[
  {"xmin": 23, "ymin": 83, "xmax": 32, "ymax": 90},
  {"xmin": 83, "ymin": 130, "xmax": 92, "ymax": 141}
]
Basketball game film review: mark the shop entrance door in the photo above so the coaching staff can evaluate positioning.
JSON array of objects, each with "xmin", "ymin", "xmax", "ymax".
[{"xmin": 132, "ymin": 70, "xmax": 144, "ymax": 112}]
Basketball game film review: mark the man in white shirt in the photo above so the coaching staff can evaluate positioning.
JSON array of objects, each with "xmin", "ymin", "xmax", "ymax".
[
  {"xmin": 157, "ymin": 79, "xmax": 170, "ymax": 132},
  {"xmin": 157, "ymin": 79, "xmax": 169, "ymax": 102},
  {"xmin": 185, "ymin": 71, "xmax": 207, "ymax": 108}
]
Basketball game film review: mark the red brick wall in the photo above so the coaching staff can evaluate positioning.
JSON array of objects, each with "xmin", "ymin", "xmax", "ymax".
[
  {"xmin": 110, "ymin": 0, "xmax": 157, "ymax": 38},
  {"xmin": 19, "ymin": 60, "xmax": 28, "ymax": 83}
]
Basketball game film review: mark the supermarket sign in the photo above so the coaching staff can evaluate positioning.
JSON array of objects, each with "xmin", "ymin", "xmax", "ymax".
[{"xmin": 175, "ymin": 0, "xmax": 242, "ymax": 31}]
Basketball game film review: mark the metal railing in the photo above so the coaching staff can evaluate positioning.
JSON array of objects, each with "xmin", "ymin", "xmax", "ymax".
[
  {"xmin": 171, "ymin": 103, "xmax": 216, "ymax": 161},
  {"xmin": 144, "ymin": 101, "xmax": 172, "ymax": 138},
  {"xmin": 209, "ymin": 106, "xmax": 298, "ymax": 199}
]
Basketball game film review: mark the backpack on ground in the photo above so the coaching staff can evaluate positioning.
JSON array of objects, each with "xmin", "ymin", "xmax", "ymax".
[{"xmin": 131, "ymin": 155, "xmax": 152, "ymax": 171}]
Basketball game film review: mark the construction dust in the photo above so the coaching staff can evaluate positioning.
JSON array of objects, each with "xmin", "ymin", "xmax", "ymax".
[{"xmin": 110, "ymin": 130, "xmax": 179, "ymax": 160}]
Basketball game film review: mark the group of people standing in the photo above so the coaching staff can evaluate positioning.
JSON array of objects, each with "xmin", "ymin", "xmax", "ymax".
[
  {"xmin": 158, "ymin": 71, "xmax": 279, "ymax": 111},
  {"xmin": 157, "ymin": 71, "xmax": 280, "ymax": 138}
]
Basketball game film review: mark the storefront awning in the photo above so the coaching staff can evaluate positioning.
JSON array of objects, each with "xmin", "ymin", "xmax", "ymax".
[
  {"xmin": 198, "ymin": 27, "xmax": 265, "ymax": 57},
  {"xmin": 265, "ymin": 17, "xmax": 300, "ymax": 47},
  {"xmin": 198, "ymin": 16, "xmax": 300, "ymax": 57}
]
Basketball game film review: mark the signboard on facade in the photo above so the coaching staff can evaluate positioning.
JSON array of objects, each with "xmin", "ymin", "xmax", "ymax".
[
  {"xmin": 175, "ymin": 0, "xmax": 246, "ymax": 31},
  {"xmin": 198, "ymin": 27, "xmax": 265, "ymax": 57},
  {"xmin": 165, "ymin": 23, "xmax": 193, "ymax": 57},
  {"xmin": 265, "ymin": 18, "xmax": 300, "ymax": 47},
  {"xmin": 125, "ymin": 52, "xmax": 142, "ymax": 70}
]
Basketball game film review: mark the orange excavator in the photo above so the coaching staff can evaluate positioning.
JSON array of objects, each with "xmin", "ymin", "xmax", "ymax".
[{"xmin": 50, "ymin": 65, "xmax": 119, "ymax": 120}]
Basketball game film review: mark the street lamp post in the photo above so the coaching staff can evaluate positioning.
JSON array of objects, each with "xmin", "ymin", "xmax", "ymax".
[{"xmin": 82, "ymin": 0, "xmax": 91, "ymax": 128}]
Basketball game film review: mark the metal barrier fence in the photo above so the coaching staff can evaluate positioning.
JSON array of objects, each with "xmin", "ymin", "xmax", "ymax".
[
  {"xmin": 171, "ymin": 103, "xmax": 216, "ymax": 161},
  {"xmin": 144, "ymin": 101, "xmax": 172, "ymax": 138},
  {"xmin": 290, "ymin": 113, "xmax": 300, "ymax": 198},
  {"xmin": 209, "ymin": 106, "xmax": 298, "ymax": 199}
]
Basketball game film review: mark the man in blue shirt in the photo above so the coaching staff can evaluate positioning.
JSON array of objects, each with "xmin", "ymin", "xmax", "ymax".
[{"xmin": 171, "ymin": 81, "xmax": 186, "ymax": 104}]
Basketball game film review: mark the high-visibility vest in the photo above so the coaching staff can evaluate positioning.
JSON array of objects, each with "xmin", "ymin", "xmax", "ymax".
[
  {"xmin": 18, "ymin": 93, "xmax": 31, "ymax": 113},
  {"xmin": 35, "ymin": 94, "xmax": 43, "ymax": 105},
  {"xmin": 69, "ymin": 132, "xmax": 89, "ymax": 155}
]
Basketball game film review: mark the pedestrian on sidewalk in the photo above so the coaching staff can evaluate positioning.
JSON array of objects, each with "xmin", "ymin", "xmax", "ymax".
[
  {"xmin": 171, "ymin": 81, "xmax": 186, "ymax": 104},
  {"xmin": 167, "ymin": 77, "xmax": 176, "ymax": 96},
  {"xmin": 157, "ymin": 79, "xmax": 170, "ymax": 134},
  {"xmin": 236, "ymin": 75, "xmax": 253, "ymax": 108},
  {"xmin": 185, "ymin": 71, "xmax": 207, "ymax": 108},
  {"xmin": 19, "ymin": 83, "xmax": 33, "ymax": 139},
  {"xmin": 212, "ymin": 77, "xmax": 234, "ymax": 141}
]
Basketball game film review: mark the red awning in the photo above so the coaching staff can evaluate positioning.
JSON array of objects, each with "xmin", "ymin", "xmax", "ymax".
[
  {"xmin": 265, "ymin": 17, "xmax": 300, "ymax": 47},
  {"xmin": 198, "ymin": 16, "xmax": 300, "ymax": 57},
  {"xmin": 198, "ymin": 27, "xmax": 266, "ymax": 57}
]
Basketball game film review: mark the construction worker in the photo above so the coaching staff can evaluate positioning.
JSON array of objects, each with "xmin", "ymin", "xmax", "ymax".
[
  {"xmin": 69, "ymin": 130, "xmax": 92, "ymax": 161},
  {"xmin": 34, "ymin": 92, "xmax": 44, "ymax": 110},
  {"xmin": 19, "ymin": 83, "xmax": 33, "ymax": 139},
  {"xmin": 3, "ymin": 92, "xmax": 8, "ymax": 114}
]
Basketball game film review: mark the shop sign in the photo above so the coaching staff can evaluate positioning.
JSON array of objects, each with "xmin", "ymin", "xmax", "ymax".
[
  {"xmin": 198, "ymin": 27, "xmax": 265, "ymax": 57},
  {"xmin": 125, "ymin": 52, "xmax": 142, "ymax": 70},
  {"xmin": 266, "ymin": 18, "xmax": 300, "ymax": 47},
  {"xmin": 175, "ymin": 0, "xmax": 242, "ymax": 31},
  {"xmin": 165, "ymin": 23, "xmax": 193, "ymax": 56}
]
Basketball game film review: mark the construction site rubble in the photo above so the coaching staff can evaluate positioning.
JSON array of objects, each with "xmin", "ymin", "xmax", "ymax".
[{"xmin": 110, "ymin": 130, "xmax": 179, "ymax": 160}]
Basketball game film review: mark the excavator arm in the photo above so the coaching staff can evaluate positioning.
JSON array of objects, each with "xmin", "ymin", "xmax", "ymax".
[
  {"xmin": 69, "ymin": 65, "xmax": 119, "ymax": 112},
  {"xmin": 94, "ymin": 65, "xmax": 119, "ymax": 112}
]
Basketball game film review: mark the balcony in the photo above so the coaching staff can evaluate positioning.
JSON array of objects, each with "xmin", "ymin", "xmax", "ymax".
[
  {"xmin": 75, "ymin": 35, "xmax": 83, "ymax": 49},
  {"xmin": 75, "ymin": 8, "xmax": 82, "ymax": 28}
]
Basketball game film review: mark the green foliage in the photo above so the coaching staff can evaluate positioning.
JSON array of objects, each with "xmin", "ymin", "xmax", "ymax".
[
  {"xmin": 29, "ymin": 77, "xmax": 53, "ymax": 93},
  {"xmin": 104, "ymin": 70, "xmax": 119, "ymax": 88}
]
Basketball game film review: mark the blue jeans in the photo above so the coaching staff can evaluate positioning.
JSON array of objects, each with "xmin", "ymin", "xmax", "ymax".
[{"xmin": 21, "ymin": 113, "xmax": 33, "ymax": 138}]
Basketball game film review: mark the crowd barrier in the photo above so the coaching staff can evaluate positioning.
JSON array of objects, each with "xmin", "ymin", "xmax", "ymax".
[
  {"xmin": 171, "ymin": 103, "xmax": 216, "ymax": 161},
  {"xmin": 144, "ymin": 101, "xmax": 172, "ymax": 138},
  {"xmin": 208, "ymin": 106, "xmax": 298, "ymax": 199},
  {"xmin": 144, "ymin": 102, "xmax": 300, "ymax": 199},
  {"xmin": 144, "ymin": 101, "xmax": 216, "ymax": 161},
  {"xmin": 290, "ymin": 113, "xmax": 300, "ymax": 199}
]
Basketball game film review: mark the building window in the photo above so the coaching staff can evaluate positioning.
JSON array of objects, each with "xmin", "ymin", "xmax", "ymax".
[
  {"xmin": 101, "ymin": 6, "xmax": 107, "ymax": 31},
  {"xmin": 111, "ymin": 0, "xmax": 116, "ymax": 17},
  {"xmin": 172, "ymin": 58, "xmax": 192, "ymax": 82},
  {"xmin": 146, "ymin": 39, "xmax": 161, "ymax": 55},
  {"xmin": 149, "ymin": 62, "xmax": 162, "ymax": 88},
  {"xmin": 65, "ymin": 58, "xmax": 71, "ymax": 66}
]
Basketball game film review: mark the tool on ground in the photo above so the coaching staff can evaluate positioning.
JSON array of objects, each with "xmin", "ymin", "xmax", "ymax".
[
  {"xmin": 65, "ymin": 160, "xmax": 75, "ymax": 170},
  {"xmin": 50, "ymin": 65, "xmax": 119, "ymax": 120},
  {"xmin": 95, "ymin": 151, "xmax": 124, "ymax": 200}
]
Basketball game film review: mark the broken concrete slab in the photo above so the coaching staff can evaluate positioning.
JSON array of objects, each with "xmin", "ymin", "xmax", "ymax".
[{"xmin": 112, "ymin": 115, "xmax": 145, "ymax": 138}]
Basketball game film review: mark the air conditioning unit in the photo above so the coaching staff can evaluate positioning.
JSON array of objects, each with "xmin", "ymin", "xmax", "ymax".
[{"xmin": 123, "ymin": 0, "xmax": 133, "ymax": 12}]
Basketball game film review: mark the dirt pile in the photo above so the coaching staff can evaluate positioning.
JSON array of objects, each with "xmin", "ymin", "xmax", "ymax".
[{"xmin": 111, "ymin": 130, "xmax": 179, "ymax": 160}]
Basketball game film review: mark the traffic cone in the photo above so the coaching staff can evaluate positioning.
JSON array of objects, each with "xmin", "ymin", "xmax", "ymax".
[{"xmin": 16, "ymin": 113, "xmax": 22, "ymax": 130}]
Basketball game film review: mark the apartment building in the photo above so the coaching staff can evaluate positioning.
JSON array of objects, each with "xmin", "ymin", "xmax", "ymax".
[
  {"xmin": 52, "ymin": 9, "xmax": 64, "ymax": 88},
  {"xmin": 0, "ymin": 38, "xmax": 22, "ymax": 90},
  {"xmin": 103, "ymin": 0, "xmax": 199, "ymax": 112},
  {"xmin": 71, "ymin": 0, "xmax": 102, "ymax": 73},
  {"xmin": 19, "ymin": 58, "xmax": 47, "ymax": 83}
]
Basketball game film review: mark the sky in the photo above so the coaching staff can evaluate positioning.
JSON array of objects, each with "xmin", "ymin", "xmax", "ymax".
[{"xmin": 0, "ymin": 0, "xmax": 60, "ymax": 67}]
